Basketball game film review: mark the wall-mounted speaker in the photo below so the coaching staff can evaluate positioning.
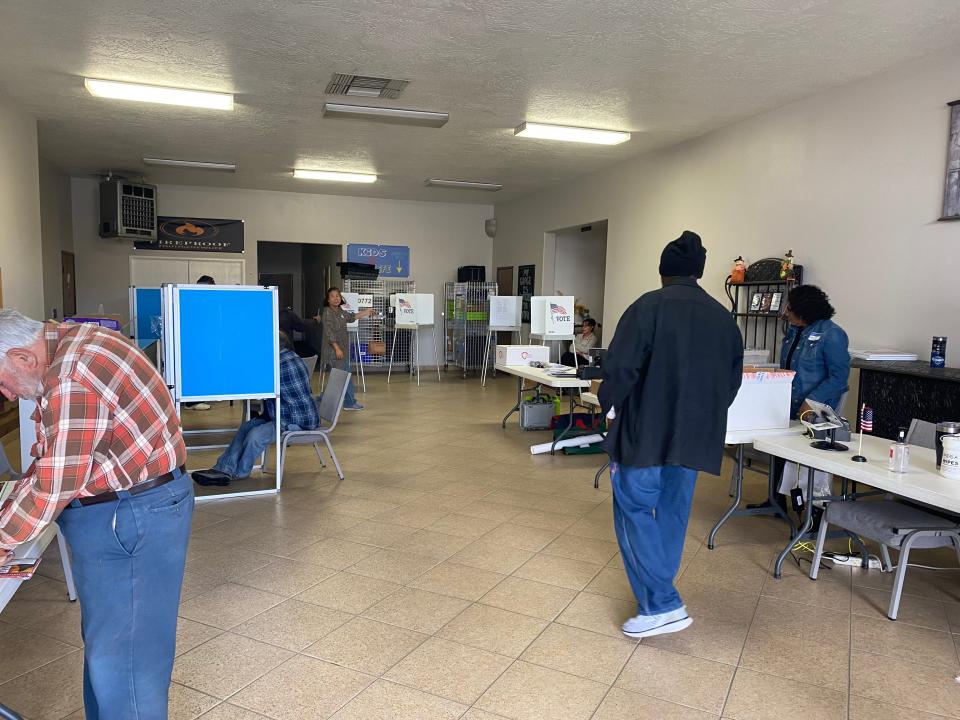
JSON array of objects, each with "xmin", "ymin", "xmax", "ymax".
[{"xmin": 484, "ymin": 218, "xmax": 497, "ymax": 238}]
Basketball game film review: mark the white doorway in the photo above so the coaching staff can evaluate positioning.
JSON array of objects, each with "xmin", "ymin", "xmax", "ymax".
[{"xmin": 543, "ymin": 220, "xmax": 608, "ymax": 352}]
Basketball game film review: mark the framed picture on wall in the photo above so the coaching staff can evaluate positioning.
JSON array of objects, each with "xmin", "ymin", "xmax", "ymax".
[
  {"xmin": 760, "ymin": 293, "xmax": 773, "ymax": 313},
  {"xmin": 769, "ymin": 292, "xmax": 783, "ymax": 312},
  {"xmin": 941, "ymin": 100, "xmax": 960, "ymax": 221},
  {"xmin": 749, "ymin": 292, "xmax": 763, "ymax": 312}
]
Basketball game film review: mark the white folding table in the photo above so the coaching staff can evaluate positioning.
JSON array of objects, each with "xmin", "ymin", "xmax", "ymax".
[
  {"xmin": 754, "ymin": 431, "xmax": 960, "ymax": 578},
  {"xmin": 496, "ymin": 364, "xmax": 591, "ymax": 454},
  {"xmin": 707, "ymin": 423, "xmax": 802, "ymax": 549}
]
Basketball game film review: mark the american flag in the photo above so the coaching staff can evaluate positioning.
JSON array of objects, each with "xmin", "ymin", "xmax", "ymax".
[
  {"xmin": 550, "ymin": 303, "xmax": 568, "ymax": 314},
  {"xmin": 860, "ymin": 404, "xmax": 874, "ymax": 433}
]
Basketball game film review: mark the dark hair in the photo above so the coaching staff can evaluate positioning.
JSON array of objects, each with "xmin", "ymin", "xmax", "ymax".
[
  {"xmin": 279, "ymin": 331, "xmax": 293, "ymax": 350},
  {"xmin": 323, "ymin": 287, "xmax": 341, "ymax": 308},
  {"xmin": 787, "ymin": 285, "xmax": 835, "ymax": 324},
  {"xmin": 196, "ymin": 275, "xmax": 215, "ymax": 285},
  {"xmin": 582, "ymin": 318, "xmax": 597, "ymax": 330}
]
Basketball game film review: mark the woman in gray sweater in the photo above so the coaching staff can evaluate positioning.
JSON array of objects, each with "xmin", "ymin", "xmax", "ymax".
[{"xmin": 321, "ymin": 287, "xmax": 376, "ymax": 410}]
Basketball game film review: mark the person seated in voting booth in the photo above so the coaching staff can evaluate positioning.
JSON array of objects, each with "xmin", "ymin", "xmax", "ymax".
[
  {"xmin": 321, "ymin": 287, "xmax": 376, "ymax": 411},
  {"xmin": 749, "ymin": 285, "xmax": 850, "ymax": 514},
  {"xmin": 193, "ymin": 332, "xmax": 319, "ymax": 485},
  {"xmin": 561, "ymin": 317, "xmax": 598, "ymax": 367},
  {"xmin": 600, "ymin": 231, "xmax": 743, "ymax": 640},
  {"xmin": 0, "ymin": 309, "xmax": 191, "ymax": 718}
]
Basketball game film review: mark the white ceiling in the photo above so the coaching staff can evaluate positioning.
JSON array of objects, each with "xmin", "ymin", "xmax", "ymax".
[{"xmin": 1, "ymin": 1, "xmax": 959, "ymax": 204}]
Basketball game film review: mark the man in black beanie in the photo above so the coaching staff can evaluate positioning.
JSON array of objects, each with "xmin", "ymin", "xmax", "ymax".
[{"xmin": 599, "ymin": 230, "xmax": 743, "ymax": 638}]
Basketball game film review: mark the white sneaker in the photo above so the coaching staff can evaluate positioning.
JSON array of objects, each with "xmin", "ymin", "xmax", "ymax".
[
  {"xmin": 187, "ymin": 402, "xmax": 212, "ymax": 411},
  {"xmin": 621, "ymin": 607, "xmax": 692, "ymax": 639}
]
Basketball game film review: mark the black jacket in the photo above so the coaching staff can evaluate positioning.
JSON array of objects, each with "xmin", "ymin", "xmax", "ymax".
[{"xmin": 599, "ymin": 278, "xmax": 743, "ymax": 475}]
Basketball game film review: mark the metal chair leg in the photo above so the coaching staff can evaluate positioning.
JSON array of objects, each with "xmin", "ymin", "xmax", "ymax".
[
  {"xmin": 809, "ymin": 516, "xmax": 830, "ymax": 580},
  {"xmin": 313, "ymin": 443, "xmax": 327, "ymax": 467},
  {"xmin": 880, "ymin": 544, "xmax": 894, "ymax": 572},
  {"xmin": 321, "ymin": 435, "xmax": 344, "ymax": 480},
  {"xmin": 888, "ymin": 533, "xmax": 919, "ymax": 620}
]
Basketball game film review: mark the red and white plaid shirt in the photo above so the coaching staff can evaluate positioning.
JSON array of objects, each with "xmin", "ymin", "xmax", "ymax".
[{"xmin": 0, "ymin": 322, "xmax": 185, "ymax": 550}]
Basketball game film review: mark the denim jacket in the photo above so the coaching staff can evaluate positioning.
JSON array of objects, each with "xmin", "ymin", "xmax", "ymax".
[{"xmin": 780, "ymin": 318, "xmax": 850, "ymax": 418}]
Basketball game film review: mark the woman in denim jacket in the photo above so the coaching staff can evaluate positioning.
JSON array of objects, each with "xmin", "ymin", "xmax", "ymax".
[
  {"xmin": 750, "ymin": 286, "xmax": 850, "ymax": 515},
  {"xmin": 780, "ymin": 285, "xmax": 850, "ymax": 418}
]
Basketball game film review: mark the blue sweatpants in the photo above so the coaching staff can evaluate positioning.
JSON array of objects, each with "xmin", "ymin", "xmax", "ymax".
[
  {"xmin": 610, "ymin": 463, "xmax": 697, "ymax": 616},
  {"xmin": 57, "ymin": 470, "xmax": 194, "ymax": 719}
]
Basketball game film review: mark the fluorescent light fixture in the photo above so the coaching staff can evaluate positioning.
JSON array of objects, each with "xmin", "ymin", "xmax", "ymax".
[
  {"xmin": 425, "ymin": 178, "xmax": 502, "ymax": 191},
  {"xmin": 84, "ymin": 78, "xmax": 234, "ymax": 110},
  {"xmin": 293, "ymin": 169, "xmax": 377, "ymax": 183},
  {"xmin": 514, "ymin": 122, "xmax": 630, "ymax": 145},
  {"xmin": 143, "ymin": 157, "xmax": 236, "ymax": 172},
  {"xmin": 322, "ymin": 102, "xmax": 448, "ymax": 128}
]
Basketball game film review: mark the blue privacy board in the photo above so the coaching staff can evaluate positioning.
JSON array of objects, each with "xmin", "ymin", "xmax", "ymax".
[
  {"xmin": 177, "ymin": 288, "xmax": 277, "ymax": 399},
  {"xmin": 135, "ymin": 287, "xmax": 162, "ymax": 342}
]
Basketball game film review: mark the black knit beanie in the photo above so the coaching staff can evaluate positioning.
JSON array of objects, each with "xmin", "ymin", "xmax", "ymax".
[{"xmin": 659, "ymin": 230, "xmax": 706, "ymax": 278}]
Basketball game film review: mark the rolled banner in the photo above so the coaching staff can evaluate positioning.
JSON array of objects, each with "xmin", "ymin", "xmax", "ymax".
[{"xmin": 530, "ymin": 434, "xmax": 604, "ymax": 455}]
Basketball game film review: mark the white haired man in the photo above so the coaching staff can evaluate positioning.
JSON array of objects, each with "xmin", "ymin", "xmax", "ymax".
[{"xmin": 0, "ymin": 309, "xmax": 190, "ymax": 718}]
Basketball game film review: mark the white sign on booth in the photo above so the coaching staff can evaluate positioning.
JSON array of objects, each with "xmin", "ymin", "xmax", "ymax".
[
  {"xmin": 530, "ymin": 296, "xmax": 575, "ymax": 336},
  {"xmin": 489, "ymin": 295, "xmax": 522, "ymax": 330},
  {"xmin": 395, "ymin": 293, "xmax": 435, "ymax": 326},
  {"xmin": 341, "ymin": 292, "xmax": 361, "ymax": 329}
]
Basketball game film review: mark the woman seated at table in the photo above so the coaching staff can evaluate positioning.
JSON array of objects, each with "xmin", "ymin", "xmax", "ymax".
[{"xmin": 560, "ymin": 318, "xmax": 598, "ymax": 367}]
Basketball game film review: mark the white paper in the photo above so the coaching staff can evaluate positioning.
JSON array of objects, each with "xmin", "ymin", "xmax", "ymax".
[
  {"xmin": 341, "ymin": 292, "xmax": 360, "ymax": 329},
  {"xmin": 489, "ymin": 295, "xmax": 522, "ymax": 330}
]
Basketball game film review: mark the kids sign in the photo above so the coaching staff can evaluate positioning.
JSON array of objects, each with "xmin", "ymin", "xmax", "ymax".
[{"xmin": 346, "ymin": 244, "xmax": 410, "ymax": 277}]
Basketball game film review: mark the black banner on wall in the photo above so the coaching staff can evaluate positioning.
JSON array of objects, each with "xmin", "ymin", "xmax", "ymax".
[
  {"xmin": 518, "ymin": 264, "xmax": 535, "ymax": 323},
  {"xmin": 135, "ymin": 217, "xmax": 244, "ymax": 253}
]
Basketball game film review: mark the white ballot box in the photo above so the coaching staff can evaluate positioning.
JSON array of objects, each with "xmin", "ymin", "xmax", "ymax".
[
  {"xmin": 496, "ymin": 345, "xmax": 551, "ymax": 366},
  {"xmin": 726, "ymin": 370, "xmax": 795, "ymax": 432}
]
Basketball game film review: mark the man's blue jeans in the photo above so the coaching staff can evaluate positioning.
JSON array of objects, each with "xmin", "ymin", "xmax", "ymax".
[
  {"xmin": 58, "ymin": 469, "xmax": 194, "ymax": 719},
  {"xmin": 214, "ymin": 417, "xmax": 277, "ymax": 478},
  {"xmin": 610, "ymin": 463, "xmax": 698, "ymax": 616}
]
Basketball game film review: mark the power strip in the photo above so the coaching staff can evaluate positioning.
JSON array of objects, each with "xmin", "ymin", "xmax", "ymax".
[{"xmin": 823, "ymin": 553, "xmax": 883, "ymax": 570}]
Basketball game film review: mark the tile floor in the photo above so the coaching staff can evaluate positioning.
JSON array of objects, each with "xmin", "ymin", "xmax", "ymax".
[{"xmin": 2, "ymin": 372, "xmax": 960, "ymax": 719}]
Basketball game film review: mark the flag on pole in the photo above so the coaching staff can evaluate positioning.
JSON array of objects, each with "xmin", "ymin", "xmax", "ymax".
[{"xmin": 860, "ymin": 404, "xmax": 874, "ymax": 433}]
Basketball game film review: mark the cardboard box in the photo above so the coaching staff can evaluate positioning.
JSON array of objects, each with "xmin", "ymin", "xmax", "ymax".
[
  {"xmin": 496, "ymin": 345, "xmax": 550, "ymax": 366},
  {"xmin": 726, "ymin": 370, "xmax": 795, "ymax": 432},
  {"xmin": 66, "ymin": 314, "xmax": 123, "ymax": 332}
]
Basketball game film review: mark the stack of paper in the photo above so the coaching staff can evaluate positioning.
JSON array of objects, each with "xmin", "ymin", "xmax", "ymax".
[{"xmin": 849, "ymin": 349, "xmax": 919, "ymax": 361}]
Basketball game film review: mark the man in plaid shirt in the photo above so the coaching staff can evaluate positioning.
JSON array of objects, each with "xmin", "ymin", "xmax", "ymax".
[
  {"xmin": 0, "ymin": 309, "xmax": 191, "ymax": 718},
  {"xmin": 193, "ymin": 332, "xmax": 318, "ymax": 486}
]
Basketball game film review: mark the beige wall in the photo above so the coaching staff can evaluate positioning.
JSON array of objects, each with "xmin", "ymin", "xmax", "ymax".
[
  {"xmin": 494, "ymin": 45, "xmax": 960, "ymax": 357},
  {"xmin": 0, "ymin": 93, "xmax": 43, "ymax": 318},
  {"xmin": 71, "ymin": 178, "xmax": 493, "ymax": 360},
  {"xmin": 38, "ymin": 158, "xmax": 74, "ymax": 319}
]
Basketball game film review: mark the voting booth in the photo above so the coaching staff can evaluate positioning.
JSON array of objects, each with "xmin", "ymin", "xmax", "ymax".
[
  {"xmin": 482, "ymin": 295, "xmax": 524, "ymax": 386},
  {"xmin": 162, "ymin": 284, "xmax": 283, "ymax": 496},
  {"xmin": 388, "ymin": 293, "xmax": 441, "ymax": 386},
  {"xmin": 529, "ymin": 295, "xmax": 576, "ymax": 366}
]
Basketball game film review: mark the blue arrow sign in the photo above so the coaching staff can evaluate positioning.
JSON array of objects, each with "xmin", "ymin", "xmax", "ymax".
[{"xmin": 346, "ymin": 244, "xmax": 410, "ymax": 278}]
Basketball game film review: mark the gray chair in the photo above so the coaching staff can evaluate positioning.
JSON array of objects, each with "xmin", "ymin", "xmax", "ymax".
[
  {"xmin": 277, "ymin": 367, "xmax": 350, "ymax": 484},
  {"xmin": 906, "ymin": 418, "xmax": 937, "ymax": 449},
  {"xmin": 810, "ymin": 499, "xmax": 960, "ymax": 619},
  {"xmin": 301, "ymin": 355, "xmax": 318, "ymax": 379}
]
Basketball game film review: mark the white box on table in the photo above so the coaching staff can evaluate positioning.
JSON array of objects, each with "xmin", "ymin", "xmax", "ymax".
[
  {"xmin": 496, "ymin": 345, "xmax": 551, "ymax": 366},
  {"xmin": 726, "ymin": 370, "xmax": 795, "ymax": 432}
]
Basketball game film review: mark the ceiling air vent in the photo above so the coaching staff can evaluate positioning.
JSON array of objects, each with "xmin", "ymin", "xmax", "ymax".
[{"xmin": 325, "ymin": 73, "xmax": 409, "ymax": 99}]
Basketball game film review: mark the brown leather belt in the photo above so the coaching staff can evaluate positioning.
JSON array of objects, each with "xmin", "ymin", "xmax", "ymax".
[{"xmin": 76, "ymin": 466, "xmax": 187, "ymax": 507}]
